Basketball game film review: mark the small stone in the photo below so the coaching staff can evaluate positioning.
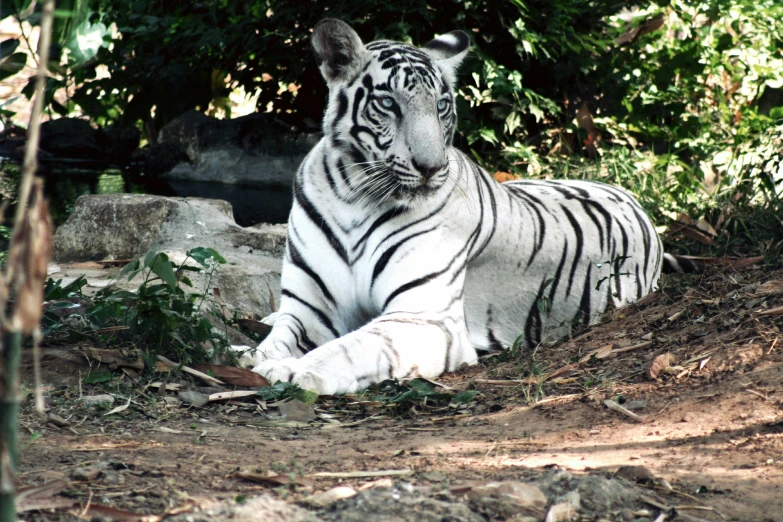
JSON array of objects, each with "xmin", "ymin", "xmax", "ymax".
[
  {"xmin": 561, "ymin": 491, "xmax": 580, "ymax": 509},
  {"xmin": 177, "ymin": 391, "xmax": 210, "ymax": 407},
  {"xmin": 72, "ymin": 465, "xmax": 101, "ymax": 481},
  {"xmin": 38, "ymin": 470, "xmax": 66, "ymax": 481},
  {"xmin": 624, "ymin": 400, "xmax": 648, "ymax": 411},
  {"xmin": 301, "ymin": 486, "xmax": 357, "ymax": 507},
  {"xmin": 102, "ymin": 471, "xmax": 122, "ymax": 485},
  {"xmin": 545, "ymin": 501, "xmax": 578, "ymax": 522},
  {"xmin": 133, "ymin": 495, "xmax": 146, "ymax": 502},
  {"xmin": 615, "ymin": 465, "xmax": 655, "ymax": 484},
  {"xmin": 466, "ymin": 481, "xmax": 547, "ymax": 514},
  {"xmin": 278, "ymin": 400, "xmax": 316, "ymax": 423},
  {"xmin": 681, "ymin": 412, "xmax": 696, "ymax": 423},
  {"xmin": 619, "ymin": 508, "xmax": 635, "ymax": 521},
  {"xmin": 420, "ymin": 471, "xmax": 446, "ymax": 482},
  {"xmin": 163, "ymin": 396, "xmax": 183, "ymax": 406},
  {"xmin": 80, "ymin": 394, "xmax": 115, "ymax": 408}
]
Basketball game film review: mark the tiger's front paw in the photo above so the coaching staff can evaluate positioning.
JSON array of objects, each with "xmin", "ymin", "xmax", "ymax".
[{"xmin": 252, "ymin": 359, "xmax": 351, "ymax": 396}]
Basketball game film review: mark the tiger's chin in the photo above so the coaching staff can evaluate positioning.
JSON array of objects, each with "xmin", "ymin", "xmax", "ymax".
[{"xmin": 390, "ymin": 183, "xmax": 444, "ymax": 204}]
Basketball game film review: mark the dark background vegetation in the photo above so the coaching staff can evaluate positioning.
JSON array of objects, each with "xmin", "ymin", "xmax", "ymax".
[{"xmin": 2, "ymin": 0, "xmax": 782, "ymax": 256}]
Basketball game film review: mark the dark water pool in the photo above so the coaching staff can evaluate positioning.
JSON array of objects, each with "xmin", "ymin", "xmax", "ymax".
[{"xmin": 0, "ymin": 161, "xmax": 293, "ymax": 227}]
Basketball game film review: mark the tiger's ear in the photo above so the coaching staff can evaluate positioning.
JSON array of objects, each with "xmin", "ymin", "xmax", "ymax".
[
  {"xmin": 312, "ymin": 19, "xmax": 367, "ymax": 84},
  {"xmin": 423, "ymin": 31, "xmax": 470, "ymax": 87}
]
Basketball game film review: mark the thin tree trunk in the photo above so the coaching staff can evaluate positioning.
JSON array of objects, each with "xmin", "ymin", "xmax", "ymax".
[
  {"xmin": 0, "ymin": 1, "xmax": 56, "ymax": 520},
  {"xmin": 0, "ymin": 332, "xmax": 21, "ymax": 521}
]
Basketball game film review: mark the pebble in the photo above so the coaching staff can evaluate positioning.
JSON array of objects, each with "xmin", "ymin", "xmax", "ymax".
[
  {"xmin": 178, "ymin": 390, "xmax": 210, "ymax": 407},
  {"xmin": 301, "ymin": 486, "xmax": 357, "ymax": 507},
  {"xmin": 681, "ymin": 412, "xmax": 696, "ymax": 423},
  {"xmin": 545, "ymin": 501, "xmax": 578, "ymax": 522},
  {"xmin": 615, "ymin": 465, "xmax": 655, "ymax": 484},
  {"xmin": 624, "ymin": 400, "xmax": 648, "ymax": 411},
  {"xmin": 465, "ymin": 481, "xmax": 547, "ymax": 513},
  {"xmin": 278, "ymin": 400, "xmax": 316, "ymax": 422},
  {"xmin": 71, "ymin": 465, "xmax": 101, "ymax": 481},
  {"xmin": 80, "ymin": 394, "xmax": 115, "ymax": 408}
]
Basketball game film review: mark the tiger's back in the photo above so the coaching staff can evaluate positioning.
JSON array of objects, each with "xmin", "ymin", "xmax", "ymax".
[{"xmin": 464, "ymin": 168, "xmax": 662, "ymax": 352}]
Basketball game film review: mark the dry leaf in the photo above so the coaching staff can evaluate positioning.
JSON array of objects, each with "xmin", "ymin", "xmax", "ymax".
[
  {"xmin": 192, "ymin": 364, "xmax": 270, "ymax": 387},
  {"xmin": 667, "ymin": 215, "xmax": 717, "ymax": 245},
  {"xmin": 7, "ymin": 181, "xmax": 53, "ymax": 334},
  {"xmin": 493, "ymin": 171, "xmax": 516, "ymax": 183},
  {"xmin": 646, "ymin": 353, "xmax": 673, "ymax": 380},
  {"xmin": 236, "ymin": 318, "xmax": 273, "ymax": 336},
  {"xmin": 730, "ymin": 256, "xmax": 764, "ymax": 270},
  {"xmin": 579, "ymin": 344, "xmax": 614, "ymax": 363},
  {"xmin": 755, "ymin": 280, "xmax": 783, "ymax": 295},
  {"xmin": 103, "ymin": 397, "xmax": 132, "ymax": 416}
]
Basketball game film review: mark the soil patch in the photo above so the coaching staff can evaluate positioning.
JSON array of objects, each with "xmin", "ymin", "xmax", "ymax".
[{"xmin": 18, "ymin": 264, "xmax": 783, "ymax": 521}]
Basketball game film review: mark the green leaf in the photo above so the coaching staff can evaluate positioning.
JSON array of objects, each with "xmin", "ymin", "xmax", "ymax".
[
  {"xmin": 0, "ymin": 38, "xmax": 20, "ymax": 57},
  {"xmin": 188, "ymin": 247, "xmax": 227, "ymax": 267},
  {"xmin": 0, "ymin": 52, "xmax": 26, "ymax": 81},
  {"xmin": 770, "ymin": 106, "xmax": 783, "ymax": 120},
  {"xmin": 151, "ymin": 255, "xmax": 177, "ymax": 289},
  {"xmin": 451, "ymin": 390, "xmax": 479, "ymax": 404},
  {"xmin": 290, "ymin": 388, "xmax": 318, "ymax": 404},
  {"xmin": 118, "ymin": 258, "xmax": 140, "ymax": 280},
  {"xmin": 143, "ymin": 250, "xmax": 158, "ymax": 268},
  {"xmin": 84, "ymin": 371, "xmax": 112, "ymax": 384},
  {"xmin": 65, "ymin": 20, "xmax": 110, "ymax": 64},
  {"xmin": 478, "ymin": 128, "xmax": 498, "ymax": 145},
  {"xmin": 256, "ymin": 381, "xmax": 290, "ymax": 401}
]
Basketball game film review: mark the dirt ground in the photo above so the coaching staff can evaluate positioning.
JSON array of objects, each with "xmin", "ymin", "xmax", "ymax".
[{"xmin": 16, "ymin": 261, "xmax": 783, "ymax": 521}]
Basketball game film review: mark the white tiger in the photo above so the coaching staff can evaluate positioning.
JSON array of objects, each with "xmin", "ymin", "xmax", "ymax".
[{"xmin": 238, "ymin": 19, "xmax": 665, "ymax": 395}]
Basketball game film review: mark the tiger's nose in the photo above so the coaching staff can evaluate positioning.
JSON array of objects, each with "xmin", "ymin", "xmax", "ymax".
[{"xmin": 412, "ymin": 158, "xmax": 446, "ymax": 180}]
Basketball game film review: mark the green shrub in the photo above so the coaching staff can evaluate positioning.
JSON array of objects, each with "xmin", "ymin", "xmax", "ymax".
[
  {"xmin": 2, "ymin": 0, "xmax": 781, "ymax": 254},
  {"xmin": 44, "ymin": 247, "xmax": 231, "ymax": 365}
]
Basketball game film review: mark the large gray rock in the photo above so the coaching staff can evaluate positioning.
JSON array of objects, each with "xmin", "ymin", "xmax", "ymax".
[
  {"xmin": 53, "ymin": 195, "xmax": 179, "ymax": 261},
  {"xmin": 52, "ymin": 194, "xmax": 286, "ymax": 317},
  {"xmin": 141, "ymin": 110, "xmax": 319, "ymax": 186}
]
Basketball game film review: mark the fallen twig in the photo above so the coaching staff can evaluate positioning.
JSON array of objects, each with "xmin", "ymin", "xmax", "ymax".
[
  {"xmin": 474, "ymin": 379, "xmax": 523, "ymax": 386},
  {"xmin": 156, "ymin": 355, "xmax": 224, "ymax": 385},
  {"xmin": 208, "ymin": 390, "xmax": 257, "ymax": 402},
  {"xmin": 604, "ymin": 399, "xmax": 645, "ymax": 423},
  {"xmin": 757, "ymin": 305, "xmax": 783, "ymax": 317},
  {"xmin": 308, "ymin": 469, "xmax": 413, "ymax": 479}
]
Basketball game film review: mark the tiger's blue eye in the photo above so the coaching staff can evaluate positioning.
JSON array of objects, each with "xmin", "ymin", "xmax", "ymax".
[
  {"xmin": 437, "ymin": 99, "xmax": 448, "ymax": 110},
  {"xmin": 380, "ymin": 97, "xmax": 394, "ymax": 108}
]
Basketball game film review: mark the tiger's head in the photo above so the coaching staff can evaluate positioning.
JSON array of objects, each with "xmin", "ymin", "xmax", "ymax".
[{"xmin": 312, "ymin": 19, "xmax": 469, "ymax": 202}]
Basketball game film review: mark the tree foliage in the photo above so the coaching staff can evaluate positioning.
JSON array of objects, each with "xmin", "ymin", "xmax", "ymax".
[{"xmin": 2, "ymin": 0, "xmax": 782, "ymax": 254}]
